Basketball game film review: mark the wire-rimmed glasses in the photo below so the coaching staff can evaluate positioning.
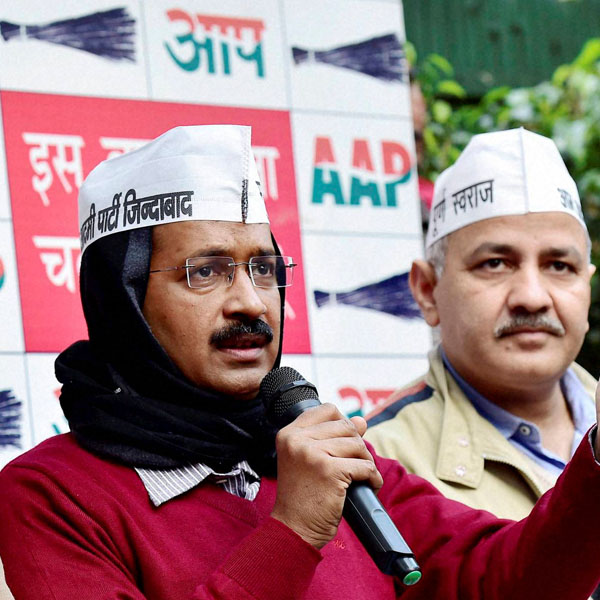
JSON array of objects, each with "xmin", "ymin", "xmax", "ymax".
[{"xmin": 149, "ymin": 255, "xmax": 296, "ymax": 290}]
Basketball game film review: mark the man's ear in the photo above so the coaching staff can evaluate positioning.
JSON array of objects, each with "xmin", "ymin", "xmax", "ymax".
[{"xmin": 409, "ymin": 259, "xmax": 440, "ymax": 327}]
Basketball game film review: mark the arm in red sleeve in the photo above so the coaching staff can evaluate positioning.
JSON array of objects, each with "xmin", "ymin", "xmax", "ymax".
[
  {"xmin": 194, "ymin": 518, "xmax": 321, "ymax": 600},
  {"xmin": 372, "ymin": 430, "xmax": 600, "ymax": 599}
]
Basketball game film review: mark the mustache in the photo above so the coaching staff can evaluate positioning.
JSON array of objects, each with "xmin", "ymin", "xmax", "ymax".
[
  {"xmin": 494, "ymin": 314, "xmax": 565, "ymax": 338},
  {"xmin": 210, "ymin": 320, "xmax": 274, "ymax": 345}
]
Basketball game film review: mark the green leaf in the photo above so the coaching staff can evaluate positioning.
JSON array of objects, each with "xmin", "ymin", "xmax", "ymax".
[
  {"xmin": 426, "ymin": 53, "xmax": 454, "ymax": 77},
  {"xmin": 423, "ymin": 128, "xmax": 439, "ymax": 153},
  {"xmin": 573, "ymin": 38, "xmax": 600, "ymax": 70},
  {"xmin": 432, "ymin": 100, "xmax": 452, "ymax": 124},
  {"xmin": 552, "ymin": 64, "xmax": 573, "ymax": 87},
  {"xmin": 482, "ymin": 86, "xmax": 511, "ymax": 104},
  {"xmin": 436, "ymin": 79, "xmax": 467, "ymax": 98},
  {"xmin": 404, "ymin": 40, "xmax": 417, "ymax": 68}
]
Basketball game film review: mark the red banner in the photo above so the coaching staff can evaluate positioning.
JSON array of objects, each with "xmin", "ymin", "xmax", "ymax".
[{"xmin": 2, "ymin": 91, "xmax": 310, "ymax": 354}]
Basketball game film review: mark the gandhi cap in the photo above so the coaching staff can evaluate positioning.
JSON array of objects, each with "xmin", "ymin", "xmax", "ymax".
[
  {"xmin": 426, "ymin": 128, "xmax": 587, "ymax": 248},
  {"xmin": 78, "ymin": 124, "xmax": 268, "ymax": 253}
]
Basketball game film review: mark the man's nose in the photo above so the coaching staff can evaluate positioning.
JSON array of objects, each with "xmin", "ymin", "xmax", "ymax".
[
  {"xmin": 223, "ymin": 266, "xmax": 268, "ymax": 320},
  {"xmin": 506, "ymin": 266, "xmax": 552, "ymax": 314}
]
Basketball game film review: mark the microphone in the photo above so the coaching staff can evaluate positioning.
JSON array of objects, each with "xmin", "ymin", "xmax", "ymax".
[{"xmin": 260, "ymin": 366, "xmax": 422, "ymax": 587}]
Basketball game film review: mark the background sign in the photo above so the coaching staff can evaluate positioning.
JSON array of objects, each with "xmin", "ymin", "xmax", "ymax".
[{"xmin": 0, "ymin": 0, "xmax": 431, "ymax": 468}]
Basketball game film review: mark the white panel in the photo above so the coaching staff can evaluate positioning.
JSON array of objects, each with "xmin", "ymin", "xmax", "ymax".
[
  {"xmin": 303, "ymin": 233, "xmax": 431, "ymax": 355},
  {"xmin": 26, "ymin": 353, "xmax": 67, "ymax": 445},
  {"xmin": 0, "ymin": 97, "xmax": 10, "ymax": 220},
  {"xmin": 0, "ymin": 222, "xmax": 24, "ymax": 352},
  {"xmin": 0, "ymin": 354, "xmax": 32, "ymax": 468},
  {"xmin": 292, "ymin": 112, "xmax": 421, "ymax": 235},
  {"xmin": 279, "ymin": 353, "xmax": 316, "ymax": 387},
  {"xmin": 144, "ymin": 0, "xmax": 288, "ymax": 108},
  {"xmin": 314, "ymin": 355, "xmax": 429, "ymax": 417},
  {"xmin": 0, "ymin": 1, "xmax": 148, "ymax": 98},
  {"xmin": 284, "ymin": 0, "xmax": 410, "ymax": 116}
]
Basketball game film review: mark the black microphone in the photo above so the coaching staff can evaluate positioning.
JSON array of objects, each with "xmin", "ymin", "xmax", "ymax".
[{"xmin": 260, "ymin": 366, "xmax": 422, "ymax": 587}]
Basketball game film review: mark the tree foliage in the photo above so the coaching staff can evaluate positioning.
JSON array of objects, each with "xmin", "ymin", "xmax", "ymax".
[{"xmin": 413, "ymin": 39, "xmax": 600, "ymax": 375}]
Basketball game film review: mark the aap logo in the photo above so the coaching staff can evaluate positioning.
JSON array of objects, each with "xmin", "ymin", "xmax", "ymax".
[
  {"xmin": 311, "ymin": 136, "xmax": 413, "ymax": 208},
  {"xmin": 165, "ymin": 10, "xmax": 266, "ymax": 78}
]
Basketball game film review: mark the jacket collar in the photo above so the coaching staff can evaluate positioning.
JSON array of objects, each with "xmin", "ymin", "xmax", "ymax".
[{"xmin": 427, "ymin": 346, "xmax": 557, "ymax": 495}]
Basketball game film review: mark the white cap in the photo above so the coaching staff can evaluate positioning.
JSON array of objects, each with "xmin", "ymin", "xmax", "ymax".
[
  {"xmin": 78, "ymin": 125, "xmax": 268, "ymax": 253},
  {"xmin": 426, "ymin": 127, "xmax": 587, "ymax": 248}
]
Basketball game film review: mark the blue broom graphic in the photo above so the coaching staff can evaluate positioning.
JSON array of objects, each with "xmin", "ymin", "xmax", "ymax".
[
  {"xmin": 314, "ymin": 272, "xmax": 422, "ymax": 319},
  {"xmin": 291, "ymin": 33, "xmax": 407, "ymax": 83},
  {"xmin": 0, "ymin": 389, "xmax": 22, "ymax": 449},
  {"xmin": 0, "ymin": 7, "xmax": 136, "ymax": 62}
]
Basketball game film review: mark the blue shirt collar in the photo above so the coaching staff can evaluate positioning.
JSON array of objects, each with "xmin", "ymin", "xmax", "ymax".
[{"xmin": 440, "ymin": 347, "xmax": 595, "ymax": 471}]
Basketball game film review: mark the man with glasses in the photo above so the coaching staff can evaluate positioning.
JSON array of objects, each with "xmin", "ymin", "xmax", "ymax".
[{"xmin": 3, "ymin": 125, "xmax": 600, "ymax": 600}]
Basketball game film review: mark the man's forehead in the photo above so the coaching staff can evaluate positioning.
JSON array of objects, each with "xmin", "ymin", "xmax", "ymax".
[{"xmin": 447, "ymin": 212, "xmax": 588, "ymax": 255}]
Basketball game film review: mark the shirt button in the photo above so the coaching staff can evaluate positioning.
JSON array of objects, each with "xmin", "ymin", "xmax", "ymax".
[
  {"xmin": 455, "ymin": 465, "xmax": 467, "ymax": 477},
  {"xmin": 519, "ymin": 425, "xmax": 532, "ymax": 436},
  {"xmin": 458, "ymin": 437, "xmax": 469, "ymax": 447}
]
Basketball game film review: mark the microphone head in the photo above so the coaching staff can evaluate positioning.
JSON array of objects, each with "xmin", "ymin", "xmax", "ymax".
[{"xmin": 260, "ymin": 366, "xmax": 320, "ymax": 425}]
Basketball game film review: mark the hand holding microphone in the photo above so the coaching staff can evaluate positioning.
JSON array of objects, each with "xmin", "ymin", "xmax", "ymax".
[{"xmin": 261, "ymin": 367, "xmax": 421, "ymax": 586}]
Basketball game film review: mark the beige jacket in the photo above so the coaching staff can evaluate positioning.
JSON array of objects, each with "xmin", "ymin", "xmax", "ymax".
[{"xmin": 365, "ymin": 346, "xmax": 597, "ymax": 520}]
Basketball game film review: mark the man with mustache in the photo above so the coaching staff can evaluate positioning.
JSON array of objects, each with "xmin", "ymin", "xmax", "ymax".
[
  {"xmin": 5, "ymin": 125, "xmax": 600, "ymax": 599},
  {"xmin": 366, "ymin": 128, "xmax": 597, "ymax": 521}
]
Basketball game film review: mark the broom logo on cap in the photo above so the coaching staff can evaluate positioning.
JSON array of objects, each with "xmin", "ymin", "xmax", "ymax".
[{"xmin": 0, "ymin": 7, "xmax": 136, "ymax": 62}]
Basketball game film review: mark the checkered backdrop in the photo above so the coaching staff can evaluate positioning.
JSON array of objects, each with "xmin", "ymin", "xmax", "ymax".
[{"xmin": 0, "ymin": 0, "xmax": 431, "ymax": 468}]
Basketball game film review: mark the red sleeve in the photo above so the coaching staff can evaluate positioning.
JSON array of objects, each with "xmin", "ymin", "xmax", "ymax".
[
  {"xmin": 371, "ymin": 429, "xmax": 600, "ymax": 599},
  {"xmin": 194, "ymin": 518, "xmax": 321, "ymax": 600}
]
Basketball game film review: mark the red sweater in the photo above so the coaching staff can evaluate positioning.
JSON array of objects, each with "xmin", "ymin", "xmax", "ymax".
[{"xmin": 1, "ymin": 432, "xmax": 600, "ymax": 599}]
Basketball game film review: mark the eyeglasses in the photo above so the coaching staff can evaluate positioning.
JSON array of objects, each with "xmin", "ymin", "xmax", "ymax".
[{"xmin": 149, "ymin": 255, "xmax": 296, "ymax": 290}]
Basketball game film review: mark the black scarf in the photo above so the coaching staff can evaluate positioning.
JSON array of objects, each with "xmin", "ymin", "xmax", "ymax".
[{"xmin": 56, "ymin": 227, "xmax": 281, "ymax": 475}]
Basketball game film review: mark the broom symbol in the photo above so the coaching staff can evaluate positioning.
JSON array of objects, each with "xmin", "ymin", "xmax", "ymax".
[
  {"xmin": 314, "ymin": 272, "xmax": 422, "ymax": 319},
  {"xmin": 0, "ymin": 7, "xmax": 136, "ymax": 62},
  {"xmin": 0, "ymin": 389, "xmax": 22, "ymax": 449},
  {"xmin": 291, "ymin": 33, "xmax": 407, "ymax": 83}
]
